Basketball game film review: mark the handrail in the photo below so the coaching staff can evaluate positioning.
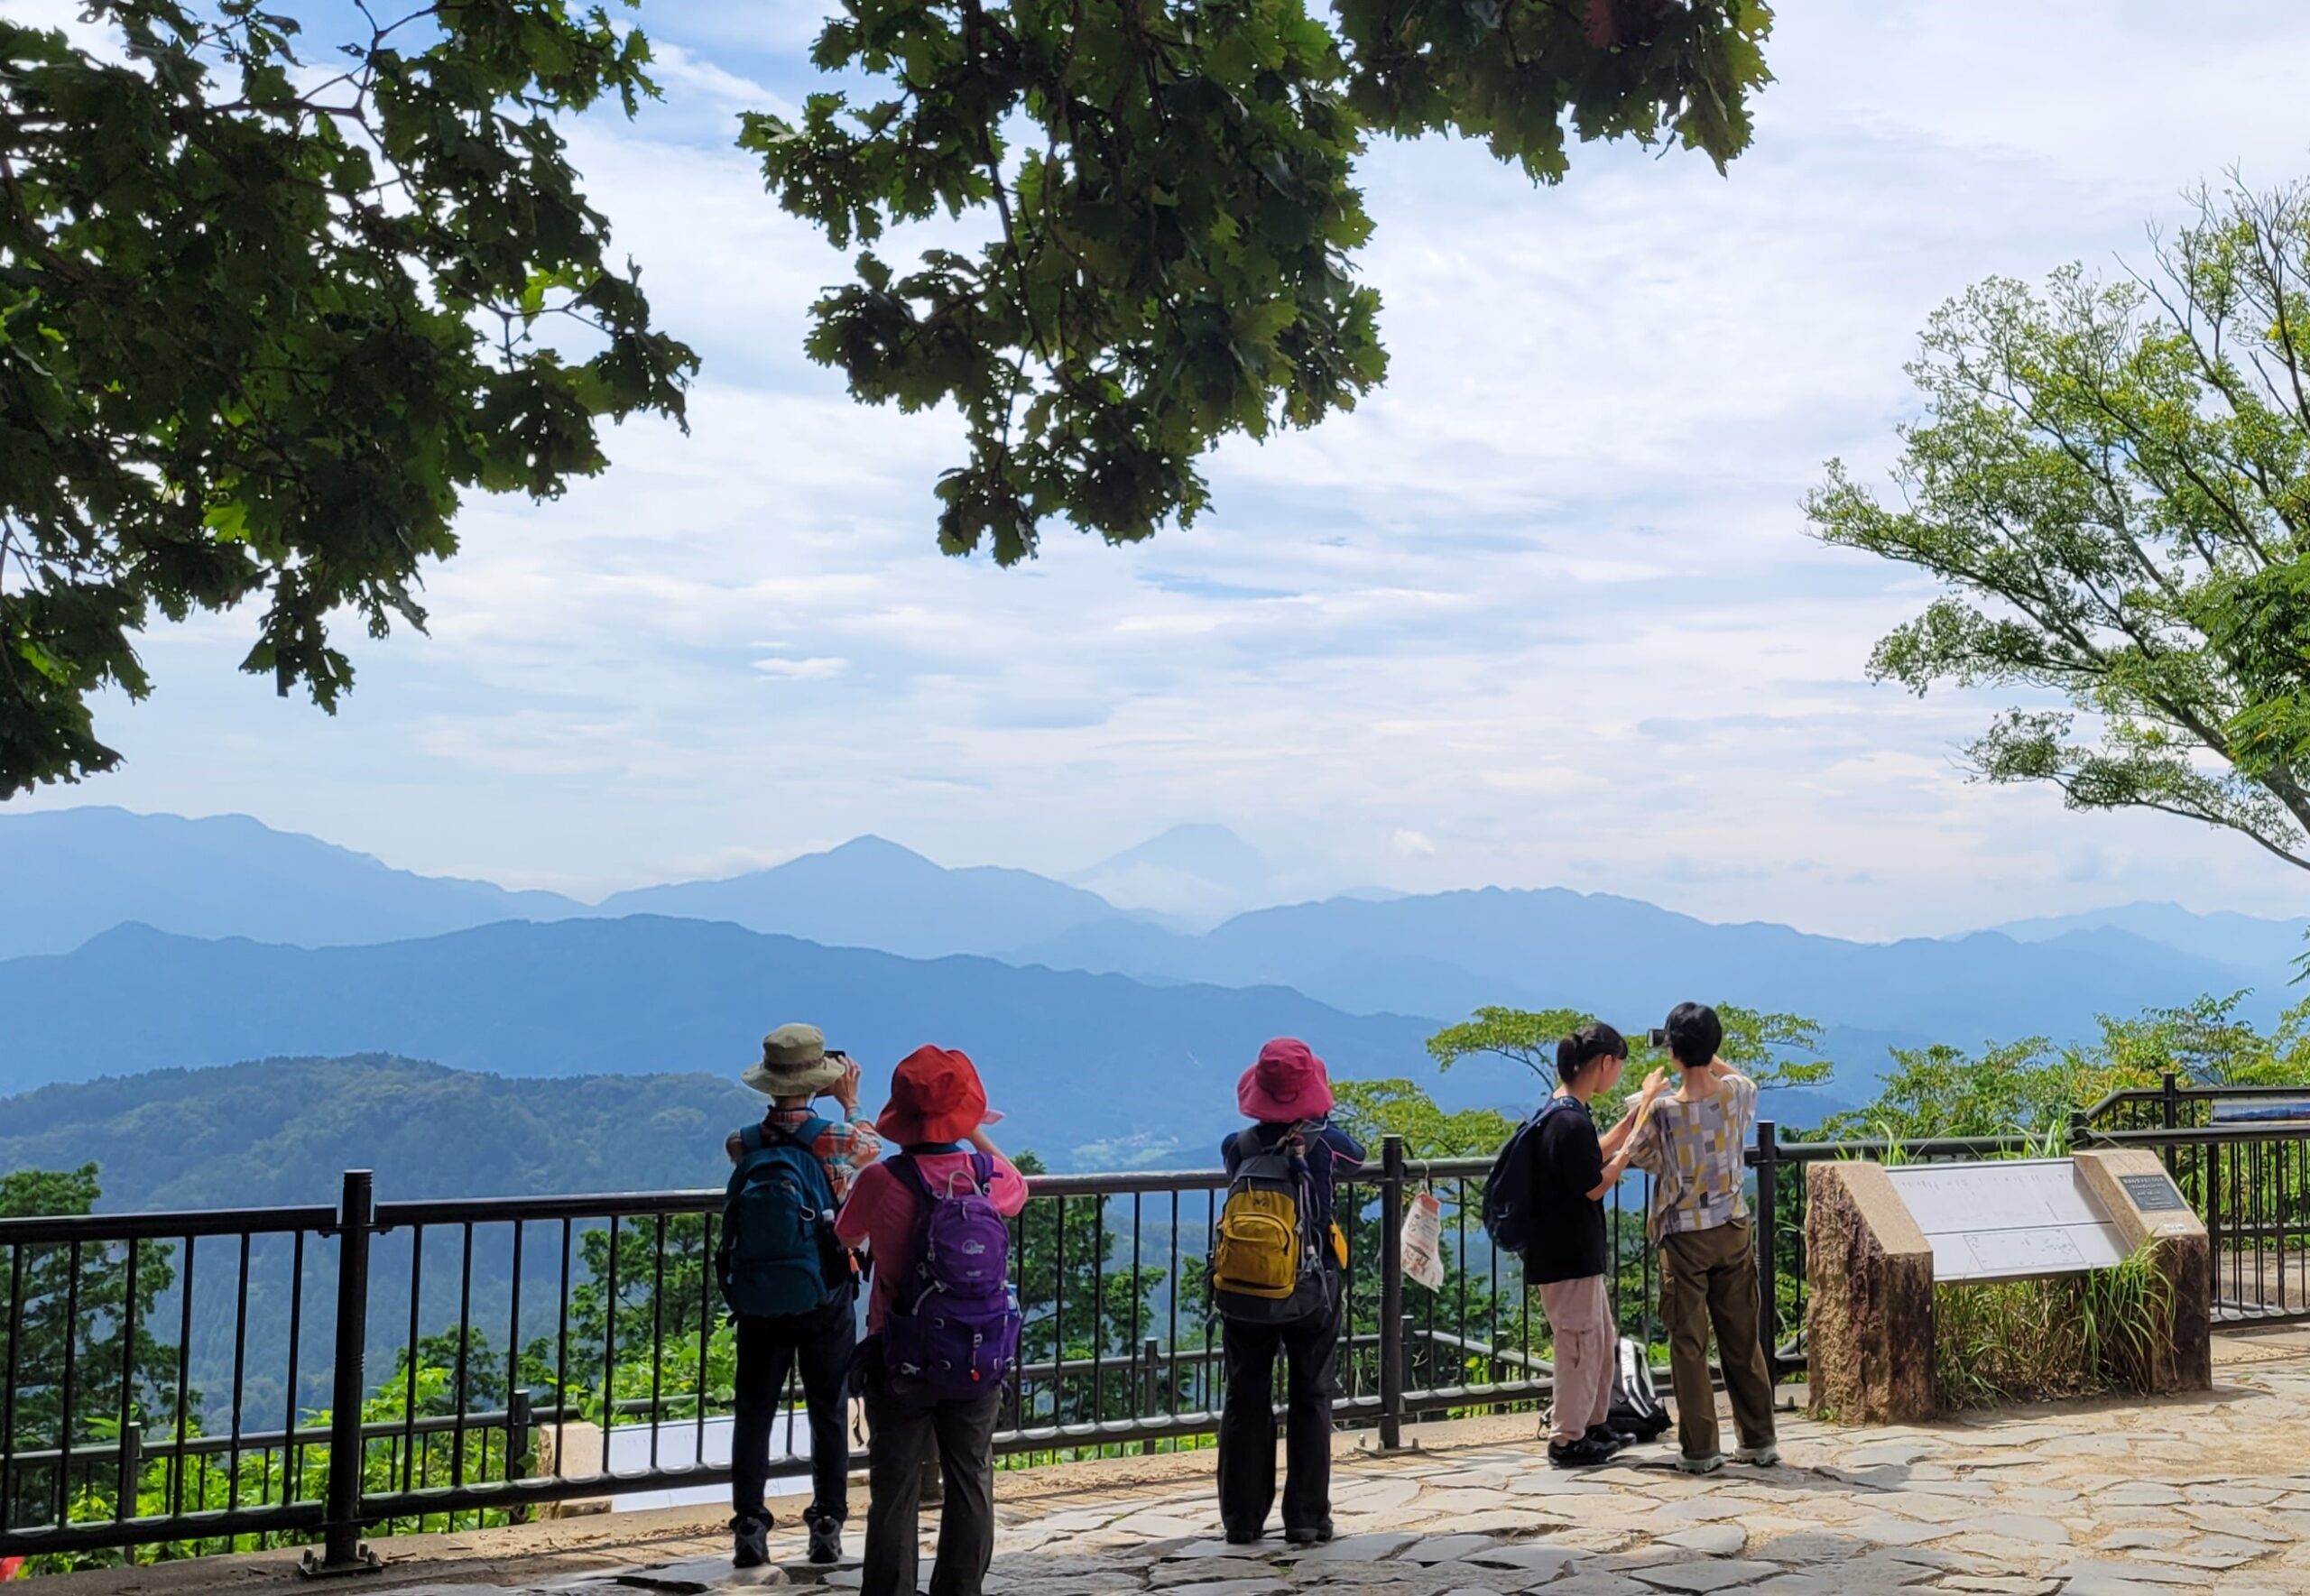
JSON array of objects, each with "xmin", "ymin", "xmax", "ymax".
[{"xmin": 10, "ymin": 1107, "xmax": 2310, "ymax": 1569}]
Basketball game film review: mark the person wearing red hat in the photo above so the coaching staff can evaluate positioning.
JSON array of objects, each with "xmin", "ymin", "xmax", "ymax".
[
  {"xmin": 1214, "ymin": 1038, "xmax": 1364, "ymax": 1546},
  {"xmin": 835, "ymin": 1046, "xmax": 1026, "ymax": 1596}
]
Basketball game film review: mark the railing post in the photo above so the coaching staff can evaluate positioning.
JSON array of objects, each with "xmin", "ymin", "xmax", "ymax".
[
  {"xmin": 2068, "ymin": 1108, "xmax": 2090, "ymax": 1154},
  {"xmin": 116, "ymin": 1420, "xmax": 142, "ymax": 1519},
  {"xmin": 305, "ymin": 1171, "xmax": 379, "ymax": 1576},
  {"xmin": 1754, "ymin": 1120, "xmax": 1779, "ymax": 1388},
  {"xmin": 2162, "ymin": 1072, "xmax": 2180, "ymax": 1176},
  {"xmin": 1139, "ymin": 1338, "xmax": 1160, "ymax": 1456},
  {"xmin": 1378, "ymin": 1135, "xmax": 1406, "ymax": 1450}
]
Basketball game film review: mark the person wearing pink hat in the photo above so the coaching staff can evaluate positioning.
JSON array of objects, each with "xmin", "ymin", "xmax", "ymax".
[{"xmin": 1213, "ymin": 1038, "xmax": 1364, "ymax": 1546}]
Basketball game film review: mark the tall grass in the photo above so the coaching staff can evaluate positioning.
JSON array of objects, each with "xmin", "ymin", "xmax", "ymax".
[{"xmin": 1933, "ymin": 1244, "xmax": 2173, "ymax": 1409}]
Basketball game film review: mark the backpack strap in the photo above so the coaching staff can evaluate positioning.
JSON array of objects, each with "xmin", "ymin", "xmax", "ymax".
[
  {"xmin": 888, "ymin": 1152, "xmax": 928, "ymax": 1204},
  {"xmin": 967, "ymin": 1152, "xmax": 994, "ymax": 1194},
  {"xmin": 780, "ymin": 1114, "xmax": 833, "ymax": 1152},
  {"xmin": 737, "ymin": 1121, "xmax": 769, "ymax": 1158}
]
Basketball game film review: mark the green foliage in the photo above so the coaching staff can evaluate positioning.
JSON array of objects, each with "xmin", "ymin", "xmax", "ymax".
[
  {"xmin": 1424, "ymin": 1002, "xmax": 1834, "ymax": 1121},
  {"xmin": 1, "ymin": 1164, "xmax": 186, "ymax": 1538},
  {"xmin": 0, "ymin": 1, "xmax": 698, "ymax": 794},
  {"xmin": 742, "ymin": 0, "xmax": 1771, "ymax": 564},
  {"xmin": 1009, "ymin": 1151, "xmax": 1167, "ymax": 1426},
  {"xmin": 1933, "ymin": 1244, "xmax": 2174, "ymax": 1409},
  {"xmin": 1822, "ymin": 1038, "xmax": 2066, "ymax": 1144},
  {"xmin": 1330, "ymin": 1079, "xmax": 1516, "ymax": 1160},
  {"xmin": 1825, "ymin": 992, "xmax": 2310, "ymax": 1144},
  {"xmin": 1807, "ymin": 174, "xmax": 2310, "ymax": 880}
]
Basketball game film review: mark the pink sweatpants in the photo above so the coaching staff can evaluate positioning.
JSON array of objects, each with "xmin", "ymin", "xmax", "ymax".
[{"xmin": 1539, "ymin": 1273, "xmax": 1614, "ymax": 1444}]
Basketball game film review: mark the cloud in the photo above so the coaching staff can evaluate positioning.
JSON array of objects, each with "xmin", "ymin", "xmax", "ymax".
[
  {"xmin": 19, "ymin": 0, "xmax": 2310, "ymax": 938},
  {"xmin": 752, "ymin": 657, "xmax": 848, "ymax": 679}
]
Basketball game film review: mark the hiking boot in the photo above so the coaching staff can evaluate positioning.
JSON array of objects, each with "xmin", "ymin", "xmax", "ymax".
[
  {"xmin": 1732, "ymin": 1442, "xmax": 1781, "ymax": 1468},
  {"xmin": 1224, "ymin": 1527, "xmax": 1261, "ymax": 1545},
  {"xmin": 1676, "ymin": 1452, "xmax": 1725, "ymax": 1475},
  {"xmin": 731, "ymin": 1514, "xmax": 771, "ymax": 1569},
  {"xmin": 1584, "ymin": 1423, "xmax": 1633, "ymax": 1453},
  {"xmin": 1548, "ymin": 1435, "xmax": 1620, "ymax": 1469},
  {"xmin": 1284, "ymin": 1519, "xmax": 1335, "ymax": 1546},
  {"xmin": 813, "ymin": 1515, "xmax": 850, "ymax": 1570}
]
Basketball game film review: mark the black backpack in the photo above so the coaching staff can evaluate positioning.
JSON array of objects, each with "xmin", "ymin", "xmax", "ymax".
[
  {"xmin": 1479, "ymin": 1097, "xmax": 1578, "ymax": 1257},
  {"xmin": 1610, "ymin": 1335, "xmax": 1672, "ymax": 1441}
]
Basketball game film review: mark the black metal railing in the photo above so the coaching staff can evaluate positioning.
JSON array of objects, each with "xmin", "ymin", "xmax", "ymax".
[{"xmin": 6, "ymin": 1091, "xmax": 2308, "ymax": 1571}]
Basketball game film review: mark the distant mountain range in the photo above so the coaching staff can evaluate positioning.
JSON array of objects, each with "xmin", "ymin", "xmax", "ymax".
[
  {"xmin": 0, "ymin": 806, "xmax": 587, "ymax": 959},
  {"xmin": 1005, "ymin": 888, "xmax": 2286, "ymax": 1042},
  {"xmin": 5, "ymin": 805, "xmax": 2307, "ymax": 1167},
  {"xmin": 0, "ymin": 917, "xmax": 1471, "ymax": 1163},
  {"xmin": 1986, "ymin": 901, "xmax": 2310, "ymax": 977}
]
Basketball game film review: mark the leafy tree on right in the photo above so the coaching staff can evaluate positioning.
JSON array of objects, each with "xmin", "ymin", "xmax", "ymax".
[{"xmin": 1808, "ymin": 176, "xmax": 2310, "ymax": 883}]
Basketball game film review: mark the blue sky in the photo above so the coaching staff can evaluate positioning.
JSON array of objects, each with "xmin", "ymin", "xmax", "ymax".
[{"xmin": 13, "ymin": 0, "xmax": 2310, "ymax": 937}]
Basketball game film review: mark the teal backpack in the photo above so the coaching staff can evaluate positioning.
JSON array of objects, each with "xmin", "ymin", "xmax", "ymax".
[{"xmin": 716, "ymin": 1119, "xmax": 840, "ymax": 1318}]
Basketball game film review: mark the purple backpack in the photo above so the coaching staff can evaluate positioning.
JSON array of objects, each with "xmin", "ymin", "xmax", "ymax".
[{"xmin": 882, "ymin": 1153, "xmax": 1022, "ymax": 1398}]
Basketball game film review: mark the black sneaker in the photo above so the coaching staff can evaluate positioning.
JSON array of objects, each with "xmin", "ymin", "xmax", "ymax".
[
  {"xmin": 1224, "ymin": 1527, "xmax": 1261, "ymax": 1545},
  {"xmin": 1585, "ymin": 1422, "xmax": 1635, "ymax": 1452},
  {"xmin": 805, "ymin": 1509, "xmax": 842, "ymax": 1564},
  {"xmin": 1284, "ymin": 1519, "xmax": 1335, "ymax": 1546},
  {"xmin": 731, "ymin": 1514, "xmax": 771, "ymax": 1569},
  {"xmin": 1548, "ymin": 1435, "xmax": 1619, "ymax": 1469}
]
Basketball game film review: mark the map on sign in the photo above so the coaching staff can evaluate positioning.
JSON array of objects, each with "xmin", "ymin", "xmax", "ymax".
[{"xmin": 1885, "ymin": 1159, "xmax": 2129, "ymax": 1284}]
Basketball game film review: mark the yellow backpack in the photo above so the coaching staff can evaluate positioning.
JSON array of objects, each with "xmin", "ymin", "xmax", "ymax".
[{"xmin": 1211, "ymin": 1128, "xmax": 1330, "ymax": 1323}]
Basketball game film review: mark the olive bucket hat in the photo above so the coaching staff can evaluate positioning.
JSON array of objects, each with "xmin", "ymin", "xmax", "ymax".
[{"xmin": 740, "ymin": 1023, "xmax": 847, "ymax": 1098}]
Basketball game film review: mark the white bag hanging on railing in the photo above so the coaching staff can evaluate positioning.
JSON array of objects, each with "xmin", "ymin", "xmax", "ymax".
[{"xmin": 1400, "ymin": 1185, "xmax": 1446, "ymax": 1292}]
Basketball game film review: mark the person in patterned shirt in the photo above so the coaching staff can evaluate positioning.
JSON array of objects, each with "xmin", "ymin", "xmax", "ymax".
[
  {"xmin": 726, "ymin": 1024, "xmax": 881, "ymax": 1568},
  {"xmin": 1623, "ymin": 1002, "xmax": 1779, "ymax": 1476}
]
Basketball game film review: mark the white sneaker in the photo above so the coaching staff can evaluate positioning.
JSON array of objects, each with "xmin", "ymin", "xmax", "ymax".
[
  {"xmin": 1733, "ymin": 1443, "xmax": 1781, "ymax": 1467},
  {"xmin": 1676, "ymin": 1453, "xmax": 1724, "ymax": 1475}
]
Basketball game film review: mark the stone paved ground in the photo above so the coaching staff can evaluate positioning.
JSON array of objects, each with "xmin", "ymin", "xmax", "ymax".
[{"xmin": 52, "ymin": 1330, "xmax": 2310, "ymax": 1596}]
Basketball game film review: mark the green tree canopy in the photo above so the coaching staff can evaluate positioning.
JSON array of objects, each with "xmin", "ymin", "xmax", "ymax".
[
  {"xmin": 5, "ymin": 0, "xmax": 1769, "ymax": 794},
  {"xmin": 1, "ymin": 0, "xmax": 698, "ymax": 795},
  {"xmin": 1808, "ymin": 175, "xmax": 2310, "ymax": 880},
  {"xmin": 744, "ymin": 0, "xmax": 1771, "ymax": 564},
  {"xmin": 1423, "ymin": 1001, "xmax": 1832, "ymax": 1123}
]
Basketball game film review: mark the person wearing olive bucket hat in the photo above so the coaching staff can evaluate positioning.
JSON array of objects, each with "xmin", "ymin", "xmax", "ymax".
[
  {"xmin": 1212, "ymin": 1039, "xmax": 1363, "ymax": 1546},
  {"xmin": 721, "ymin": 1024, "xmax": 880, "ymax": 1570}
]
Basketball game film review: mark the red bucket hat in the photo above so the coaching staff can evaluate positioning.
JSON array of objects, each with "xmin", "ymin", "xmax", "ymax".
[
  {"xmin": 1237, "ymin": 1038, "xmax": 1335, "ymax": 1122},
  {"xmin": 878, "ymin": 1045, "xmax": 991, "ymax": 1146}
]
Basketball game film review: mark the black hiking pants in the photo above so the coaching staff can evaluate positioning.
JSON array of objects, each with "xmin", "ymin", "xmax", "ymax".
[
  {"xmin": 1217, "ymin": 1279, "xmax": 1343, "ymax": 1540},
  {"xmin": 731, "ymin": 1287, "xmax": 856, "ymax": 1526}
]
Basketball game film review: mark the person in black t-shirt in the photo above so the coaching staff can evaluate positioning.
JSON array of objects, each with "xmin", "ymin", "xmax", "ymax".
[{"xmin": 1529, "ymin": 1022, "xmax": 1666, "ymax": 1467}]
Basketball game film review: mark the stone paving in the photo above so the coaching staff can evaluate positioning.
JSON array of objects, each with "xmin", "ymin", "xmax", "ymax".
[
  {"xmin": 655, "ymin": 1330, "xmax": 2310, "ymax": 1596},
  {"xmin": 67, "ymin": 1332, "xmax": 2310, "ymax": 1596}
]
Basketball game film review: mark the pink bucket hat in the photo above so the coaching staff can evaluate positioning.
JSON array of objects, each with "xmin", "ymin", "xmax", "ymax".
[{"xmin": 1237, "ymin": 1038, "xmax": 1335, "ymax": 1122}]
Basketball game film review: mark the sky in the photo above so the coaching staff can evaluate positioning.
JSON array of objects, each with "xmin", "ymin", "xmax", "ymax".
[{"xmin": 12, "ymin": 0, "xmax": 2310, "ymax": 937}]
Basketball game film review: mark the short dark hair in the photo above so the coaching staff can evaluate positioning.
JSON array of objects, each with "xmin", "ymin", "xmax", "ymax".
[
  {"xmin": 1663, "ymin": 1002, "xmax": 1722, "ymax": 1069},
  {"xmin": 1556, "ymin": 1021, "xmax": 1628, "ymax": 1084}
]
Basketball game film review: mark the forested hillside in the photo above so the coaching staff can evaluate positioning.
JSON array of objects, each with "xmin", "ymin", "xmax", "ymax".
[{"xmin": 0, "ymin": 1056, "xmax": 756, "ymax": 1210}]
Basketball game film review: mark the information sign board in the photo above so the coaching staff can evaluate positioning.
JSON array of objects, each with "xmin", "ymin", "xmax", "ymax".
[{"xmin": 1884, "ymin": 1159, "xmax": 2128, "ymax": 1284}]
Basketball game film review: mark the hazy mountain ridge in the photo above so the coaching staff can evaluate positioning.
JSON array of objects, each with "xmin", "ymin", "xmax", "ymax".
[
  {"xmin": 4, "ymin": 807, "xmax": 2300, "ymax": 1140},
  {"xmin": 0, "ymin": 806, "xmax": 587, "ymax": 959},
  {"xmin": 1008, "ymin": 886, "xmax": 2277, "ymax": 1040},
  {"xmin": 0, "ymin": 916, "xmax": 1472, "ymax": 1159}
]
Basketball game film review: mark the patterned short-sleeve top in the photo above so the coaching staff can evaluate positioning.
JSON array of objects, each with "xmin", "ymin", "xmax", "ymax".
[{"xmin": 1627, "ymin": 1071, "xmax": 1759, "ymax": 1241}]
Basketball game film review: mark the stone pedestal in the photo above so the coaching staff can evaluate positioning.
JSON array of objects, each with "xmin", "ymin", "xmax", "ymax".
[
  {"xmin": 535, "ymin": 1419, "xmax": 611, "ymax": 1518},
  {"xmin": 2073, "ymin": 1148, "xmax": 2213, "ymax": 1394},
  {"xmin": 1805, "ymin": 1160, "xmax": 1936, "ymax": 1425}
]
